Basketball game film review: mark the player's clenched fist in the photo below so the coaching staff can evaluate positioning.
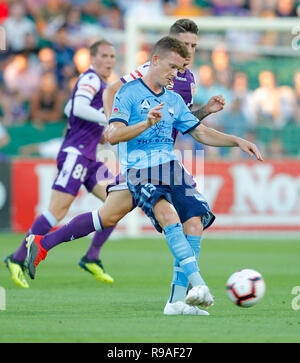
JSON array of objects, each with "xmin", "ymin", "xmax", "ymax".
[{"xmin": 146, "ymin": 103, "xmax": 164, "ymax": 127}]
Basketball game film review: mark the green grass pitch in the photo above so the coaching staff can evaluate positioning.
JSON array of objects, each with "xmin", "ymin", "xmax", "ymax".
[{"xmin": 0, "ymin": 233, "xmax": 300, "ymax": 343}]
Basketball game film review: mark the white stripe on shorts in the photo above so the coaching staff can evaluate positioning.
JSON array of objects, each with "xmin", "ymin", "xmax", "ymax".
[
  {"xmin": 55, "ymin": 152, "xmax": 78, "ymax": 188},
  {"xmin": 107, "ymin": 181, "xmax": 128, "ymax": 193}
]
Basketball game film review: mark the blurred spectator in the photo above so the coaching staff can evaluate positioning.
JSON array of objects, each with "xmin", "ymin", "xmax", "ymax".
[
  {"xmin": 30, "ymin": 72, "xmax": 64, "ymax": 127},
  {"xmin": 39, "ymin": 0, "xmax": 70, "ymax": 39},
  {"xmin": 252, "ymin": 70, "xmax": 296, "ymax": 128},
  {"xmin": 162, "ymin": 0, "xmax": 178, "ymax": 15},
  {"xmin": 38, "ymin": 47, "xmax": 57, "ymax": 73},
  {"xmin": 267, "ymin": 137, "xmax": 285, "ymax": 159},
  {"xmin": 0, "ymin": 87, "xmax": 29, "ymax": 126},
  {"xmin": 251, "ymin": 70, "xmax": 281, "ymax": 127},
  {"xmin": 24, "ymin": 0, "xmax": 48, "ymax": 18},
  {"xmin": 231, "ymin": 72, "xmax": 256, "ymax": 125},
  {"xmin": 247, "ymin": 0, "xmax": 277, "ymax": 16},
  {"xmin": 275, "ymin": 0, "xmax": 297, "ymax": 16},
  {"xmin": 211, "ymin": 45, "xmax": 233, "ymax": 88},
  {"xmin": 277, "ymin": 85, "xmax": 297, "ymax": 124},
  {"xmin": 99, "ymin": 4, "xmax": 124, "ymax": 29},
  {"xmin": 51, "ymin": 26, "xmax": 75, "ymax": 85},
  {"xmin": 171, "ymin": 0, "xmax": 204, "ymax": 16},
  {"xmin": 73, "ymin": 47, "xmax": 90, "ymax": 73},
  {"xmin": 194, "ymin": 64, "xmax": 232, "ymax": 108},
  {"xmin": 64, "ymin": 7, "xmax": 87, "ymax": 48},
  {"xmin": 3, "ymin": 54, "xmax": 40, "ymax": 101},
  {"xmin": 3, "ymin": 1, "xmax": 37, "ymax": 52},
  {"xmin": 23, "ymin": 32, "xmax": 39, "ymax": 57},
  {"xmin": 293, "ymin": 70, "xmax": 300, "ymax": 107},
  {"xmin": 120, "ymin": 0, "xmax": 165, "ymax": 20},
  {"xmin": 219, "ymin": 97, "xmax": 250, "ymax": 138},
  {"xmin": 210, "ymin": 0, "xmax": 247, "ymax": 16}
]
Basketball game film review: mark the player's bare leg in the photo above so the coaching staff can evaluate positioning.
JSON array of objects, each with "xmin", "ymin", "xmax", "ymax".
[
  {"xmin": 47, "ymin": 190, "xmax": 77, "ymax": 222},
  {"xmin": 98, "ymin": 189, "xmax": 133, "ymax": 228}
]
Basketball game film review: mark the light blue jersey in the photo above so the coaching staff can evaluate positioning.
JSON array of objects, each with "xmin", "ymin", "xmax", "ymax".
[{"xmin": 109, "ymin": 78, "xmax": 200, "ymax": 173}]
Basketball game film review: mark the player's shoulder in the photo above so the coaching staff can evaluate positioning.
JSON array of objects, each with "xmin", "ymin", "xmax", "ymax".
[
  {"xmin": 78, "ymin": 69, "xmax": 101, "ymax": 88},
  {"xmin": 166, "ymin": 87, "xmax": 184, "ymax": 101},
  {"xmin": 138, "ymin": 61, "xmax": 150, "ymax": 72},
  {"xmin": 118, "ymin": 78, "xmax": 142, "ymax": 95}
]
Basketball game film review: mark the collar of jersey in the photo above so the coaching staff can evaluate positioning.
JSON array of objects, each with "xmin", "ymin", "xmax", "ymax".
[{"xmin": 138, "ymin": 78, "xmax": 165, "ymax": 97}]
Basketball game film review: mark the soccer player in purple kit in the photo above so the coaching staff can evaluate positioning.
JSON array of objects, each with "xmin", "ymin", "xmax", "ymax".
[{"xmin": 3, "ymin": 39, "xmax": 117, "ymax": 288}]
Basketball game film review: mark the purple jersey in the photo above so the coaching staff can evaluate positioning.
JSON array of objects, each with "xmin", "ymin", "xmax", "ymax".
[
  {"xmin": 167, "ymin": 68, "xmax": 195, "ymax": 108},
  {"xmin": 121, "ymin": 62, "xmax": 195, "ymax": 142},
  {"xmin": 59, "ymin": 67, "xmax": 106, "ymax": 161}
]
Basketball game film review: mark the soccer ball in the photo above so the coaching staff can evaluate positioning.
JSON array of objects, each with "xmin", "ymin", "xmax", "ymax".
[{"xmin": 226, "ymin": 269, "xmax": 266, "ymax": 307}]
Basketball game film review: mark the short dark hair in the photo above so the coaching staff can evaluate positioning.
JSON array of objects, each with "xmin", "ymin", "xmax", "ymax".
[
  {"xmin": 89, "ymin": 39, "xmax": 113, "ymax": 56},
  {"xmin": 150, "ymin": 36, "xmax": 189, "ymax": 60},
  {"xmin": 169, "ymin": 18, "xmax": 198, "ymax": 36}
]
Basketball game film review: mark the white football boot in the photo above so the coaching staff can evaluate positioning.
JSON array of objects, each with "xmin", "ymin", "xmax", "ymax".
[
  {"xmin": 163, "ymin": 301, "xmax": 210, "ymax": 316},
  {"xmin": 185, "ymin": 285, "xmax": 214, "ymax": 307}
]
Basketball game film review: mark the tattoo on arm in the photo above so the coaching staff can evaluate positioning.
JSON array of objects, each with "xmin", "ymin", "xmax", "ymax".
[{"xmin": 192, "ymin": 105, "xmax": 209, "ymax": 121}]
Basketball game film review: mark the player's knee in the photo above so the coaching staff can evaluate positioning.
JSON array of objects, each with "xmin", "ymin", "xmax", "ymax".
[
  {"xmin": 101, "ymin": 209, "xmax": 127, "ymax": 228},
  {"xmin": 48, "ymin": 208, "xmax": 68, "ymax": 222},
  {"xmin": 183, "ymin": 216, "xmax": 203, "ymax": 236},
  {"xmin": 154, "ymin": 199, "xmax": 179, "ymax": 228}
]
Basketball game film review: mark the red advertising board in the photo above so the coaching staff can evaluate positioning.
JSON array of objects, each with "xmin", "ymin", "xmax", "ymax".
[{"xmin": 11, "ymin": 158, "xmax": 300, "ymax": 234}]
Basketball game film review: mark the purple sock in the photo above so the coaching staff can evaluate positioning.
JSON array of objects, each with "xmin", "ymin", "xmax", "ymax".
[
  {"xmin": 41, "ymin": 211, "xmax": 101, "ymax": 251},
  {"xmin": 86, "ymin": 227, "xmax": 115, "ymax": 260},
  {"xmin": 13, "ymin": 213, "xmax": 55, "ymax": 262}
]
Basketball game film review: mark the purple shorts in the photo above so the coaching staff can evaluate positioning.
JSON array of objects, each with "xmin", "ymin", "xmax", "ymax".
[{"xmin": 52, "ymin": 150, "xmax": 114, "ymax": 196}]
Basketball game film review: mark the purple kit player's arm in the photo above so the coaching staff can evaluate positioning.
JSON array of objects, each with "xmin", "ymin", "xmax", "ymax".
[{"xmin": 64, "ymin": 73, "xmax": 107, "ymax": 126}]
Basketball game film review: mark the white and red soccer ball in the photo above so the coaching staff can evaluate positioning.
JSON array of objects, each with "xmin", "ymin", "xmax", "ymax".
[{"xmin": 226, "ymin": 269, "xmax": 266, "ymax": 307}]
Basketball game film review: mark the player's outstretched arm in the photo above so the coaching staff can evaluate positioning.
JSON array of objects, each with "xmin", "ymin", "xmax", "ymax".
[
  {"xmin": 189, "ymin": 124, "xmax": 263, "ymax": 161},
  {"xmin": 107, "ymin": 103, "xmax": 164, "ymax": 145}
]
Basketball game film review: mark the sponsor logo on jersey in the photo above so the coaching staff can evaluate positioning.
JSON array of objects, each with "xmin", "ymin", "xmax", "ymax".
[
  {"xmin": 141, "ymin": 99, "xmax": 151, "ymax": 109},
  {"xmin": 166, "ymin": 81, "xmax": 174, "ymax": 90}
]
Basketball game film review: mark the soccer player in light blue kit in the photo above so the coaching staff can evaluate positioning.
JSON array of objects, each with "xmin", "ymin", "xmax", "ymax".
[
  {"xmin": 27, "ymin": 36, "xmax": 263, "ymax": 315},
  {"xmin": 106, "ymin": 36, "xmax": 263, "ymax": 310}
]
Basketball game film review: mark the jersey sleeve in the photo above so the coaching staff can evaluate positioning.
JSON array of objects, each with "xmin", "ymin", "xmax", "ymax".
[
  {"xmin": 74, "ymin": 73, "xmax": 101, "ymax": 102},
  {"xmin": 173, "ymin": 94, "xmax": 200, "ymax": 134},
  {"xmin": 120, "ymin": 62, "xmax": 150, "ymax": 84},
  {"xmin": 109, "ymin": 86, "xmax": 133, "ymax": 125}
]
